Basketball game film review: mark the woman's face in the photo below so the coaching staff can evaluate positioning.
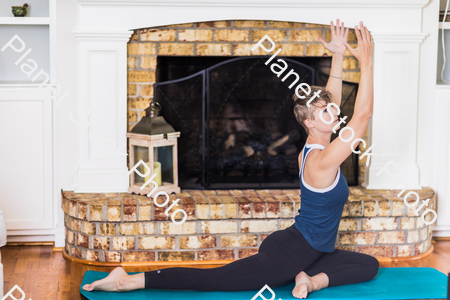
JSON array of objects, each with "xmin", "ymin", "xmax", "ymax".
[{"xmin": 309, "ymin": 100, "xmax": 340, "ymax": 133}]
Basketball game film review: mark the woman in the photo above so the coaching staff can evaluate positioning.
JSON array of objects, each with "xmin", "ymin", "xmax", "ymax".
[{"xmin": 83, "ymin": 19, "xmax": 378, "ymax": 299}]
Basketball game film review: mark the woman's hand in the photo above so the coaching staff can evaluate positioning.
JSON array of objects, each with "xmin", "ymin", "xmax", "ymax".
[
  {"xmin": 343, "ymin": 21, "xmax": 373, "ymax": 66},
  {"xmin": 318, "ymin": 19, "xmax": 348, "ymax": 56}
]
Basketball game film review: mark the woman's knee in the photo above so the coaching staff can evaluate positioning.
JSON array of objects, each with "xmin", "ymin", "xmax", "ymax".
[{"xmin": 365, "ymin": 255, "xmax": 380, "ymax": 279}]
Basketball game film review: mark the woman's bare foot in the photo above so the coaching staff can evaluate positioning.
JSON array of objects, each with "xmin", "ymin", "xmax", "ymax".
[
  {"xmin": 292, "ymin": 271, "xmax": 329, "ymax": 299},
  {"xmin": 292, "ymin": 271, "xmax": 313, "ymax": 299},
  {"xmin": 82, "ymin": 267, "xmax": 133, "ymax": 292}
]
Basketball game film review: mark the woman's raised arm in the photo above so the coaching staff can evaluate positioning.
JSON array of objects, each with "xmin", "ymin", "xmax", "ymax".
[
  {"xmin": 317, "ymin": 21, "xmax": 374, "ymax": 171},
  {"xmin": 318, "ymin": 19, "xmax": 349, "ymax": 107}
]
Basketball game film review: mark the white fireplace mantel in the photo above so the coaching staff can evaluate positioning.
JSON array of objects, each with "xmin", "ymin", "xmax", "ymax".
[
  {"xmin": 73, "ymin": 0, "xmax": 430, "ymax": 192},
  {"xmin": 76, "ymin": 0, "xmax": 429, "ymax": 7}
]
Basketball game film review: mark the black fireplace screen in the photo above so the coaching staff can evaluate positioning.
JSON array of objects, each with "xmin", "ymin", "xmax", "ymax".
[{"xmin": 153, "ymin": 56, "xmax": 359, "ymax": 189}]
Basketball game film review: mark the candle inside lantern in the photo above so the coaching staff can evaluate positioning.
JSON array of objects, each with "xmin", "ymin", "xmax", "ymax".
[{"xmin": 145, "ymin": 161, "xmax": 162, "ymax": 186}]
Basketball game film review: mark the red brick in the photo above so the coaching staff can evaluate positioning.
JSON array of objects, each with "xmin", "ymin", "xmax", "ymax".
[
  {"xmin": 123, "ymin": 251, "xmax": 155, "ymax": 262},
  {"xmin": 221, "ymin": 234, "xmax": 258, "ymax": 247},
  {"xmin": 362, "ymin": 217, "xmax": 398, "ymax": 230},
  {"xmin": 100, "ymin": 223, "xmax": 116, "ymax": 235},
  {"xmin": 198, "ymin": 21, "xmax": 230, "ymax": 28},
  {"xmin": 260, "ymin": 234, "xmax": 269, "ymax": 242},
  {"xmin": 188, "ymin": 190, "xmax": 205, "ymax": 197},
  {"xmin": 209, "ymin": 196, "xmax": 224, "ymax": 219},
  {"xmin": 241, "ymin": 220, "xmax": 277, "ymax": 233},
  {"xmin": 82, "ymin": 221, "xmax": 96, "ymax": 235},
  {"xmin": 235, "ymin": 196, "xmax": 251, "ymax": 218},
  {"xmin": 270, "ymin": 190, "xmax": 285, "ymax": 195},
  {"xmin": 71, "ymin": 247, "xmax": 82, "ymax": 259},
  {"xmin": 280, "ymin": 201, "xmax": 295, "ymax": 218},
  {"xmin": 284, "ymin": 189, "xmax": 300, "ymax": 196},
  {"xmin": 378, "ymin": 231, "xmax": 404, "ymax": 244},
  {"xmin": 406, "ymin": 230, "xmax": 419, "ymax": 244},
  {"xmin": 238, "ymin": 248, "xmax": 258, "ymax": 258},
  {"xmin": 85, "ymin": 250, "xmax": 99, "ymax": 261},
  {"xmin": 243, "ymin": 190, "xmax": 259, "ymax": 197},
  {"xmin": 90, "ymin": 203, "xmax": 103, "ymax": 221},
  {"xmin": 139, "ymin": 237, "xmax": 175, "ymax": 250},
  {"xmin": 123, "ymin": 204, "xmax": 137, "ymax": 222},
  {"xmin": 152, "ymin": 200, "xmax": 167, "ymax": 221},
  {"xmin": 78, "ymin": 202, "xmax": 88, "ymax": 220},
  {"xmin": 363, "ymin": 201, "xmax": 376, "ymax": 217},
  {"xmin": 113, "ymin": 237, "xmax": 135, "ymax": 250},
  {"xmin": 69, "ymin": 200, "xmax": 77, "ymax": 217},
  {"xmin": 377, "ymin": 200, "xmax": 390, "ymax": 216},
  {"xmin": 179, "ymin": 235, "xmax": 216, "ymax": 249},
  {"xmin": 349, "ymin": 202, "xmax": 363, "ymax": 216},
  {"xmin": 335, "ymin": 246, "xmax": 356, "ymax": 251},
  {"xmin": 71, "ymin": 219, "xmax": 81, "ymax": 232},
  {"xmin": 179, "ymin": 197, "xmax": 196, "ymax": 220},
  {"xmin": 230, "ymin": 190, "xmax": 244, "ymax": 196},
  {"xmin": 339, "ymin": 232, "xmax": 376, "ymax": 245},
  {"xmin": 217, "ymin": 190, "xmax": 232, "ymax": 196},
  {"xmin": 251, "ymin": 198, "xmax": 266, "ymax": 219},
  {"xmin": 77, "ymin": 233, "xmax": 89, "ymax": 248},
  {"xmin": 94, "ymin": 237, "xmax": 110, "ymax": 250},
  {"xmin": 201, "ymin": 221, "xmax": 238, "ymax": 234},
  {"xmin": 256, "ymin": 190, "xmax": 272, "ymax": 196},
  {"xmin": 265, "ymin": 202, "xmax": 279, "ymax": 219},
  {"xmin": 158, "ymin": 251, "xmax": 195, "ymax": 261},
  {"xmin": 105, "ymin": 251, "xmax": 121, "ymax": 262},
  {"xmin": 414, "ymin": 242, "xmax": 424, "ymax": 255},
  {"xmin": 198, "ymin": 249, "xmax": 234, "ymax": 260},
  {"xmin": 342, "ymin": 202, "xmax": 349, "ymax": 217},
  {"xmin": 397, "ymin": 245, "xmax": 412, "ymax": 257},
  {"xmin": 358, "ymin": 246, "xmax": 393, "ymax": 257},
  {"xmin": 280, "ymin": 220, "xmax": 294, "ymax": 229}
]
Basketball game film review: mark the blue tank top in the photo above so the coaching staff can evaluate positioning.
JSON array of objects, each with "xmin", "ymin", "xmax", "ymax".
[{"xmin": 294, "ymin": 143, "xmax": 349, "ymax": 252}]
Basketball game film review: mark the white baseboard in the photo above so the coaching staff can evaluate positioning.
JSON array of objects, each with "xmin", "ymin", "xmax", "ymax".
[
  {"xmin": 432, "ymin": 224, "xmax": 450, "ymax": 237},
  {"xmin": 54, "ymin": 227, "xmax": 65, "ymax": 247},
  {"xmin": 6, "ymin": 234, "xmax": 55, "ymax": 243}
]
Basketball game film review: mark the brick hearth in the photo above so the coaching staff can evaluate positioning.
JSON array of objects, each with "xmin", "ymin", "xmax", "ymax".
[{"xmin": 62, "ymin": 187, "xmax": 435, "ymax": 263}]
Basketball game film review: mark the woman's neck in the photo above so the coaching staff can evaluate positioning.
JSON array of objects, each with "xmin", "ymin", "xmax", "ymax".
[{"xmin": 306, "ymin": 135, "xmax": 331, "ymax": 147}]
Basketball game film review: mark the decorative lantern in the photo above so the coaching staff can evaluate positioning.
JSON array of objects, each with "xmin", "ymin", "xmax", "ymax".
[{"xmin": 127, "ymin": 101, "xmax": 180, "ymax": 195}]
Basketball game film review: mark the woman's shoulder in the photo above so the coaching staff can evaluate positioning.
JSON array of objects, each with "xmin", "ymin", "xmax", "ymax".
[{"xmin": 298, "ymin": 147, "xmax": 322, "ymax": 171}]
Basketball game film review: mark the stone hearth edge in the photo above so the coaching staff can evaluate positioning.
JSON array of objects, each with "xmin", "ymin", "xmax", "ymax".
[{"xmin": 62, "ymin": 187, "xmax": 435, "ymax": 263}]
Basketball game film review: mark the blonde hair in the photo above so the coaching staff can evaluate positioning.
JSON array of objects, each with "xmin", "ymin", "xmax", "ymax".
[{"xmin": 292, "ymin": 86, "xmax": 332, "ymax": 134}]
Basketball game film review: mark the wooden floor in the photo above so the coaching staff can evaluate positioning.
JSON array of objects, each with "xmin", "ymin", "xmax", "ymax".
[{"xmin": 2, "ymin": 240, "xmax": 449, "ymax": 300}]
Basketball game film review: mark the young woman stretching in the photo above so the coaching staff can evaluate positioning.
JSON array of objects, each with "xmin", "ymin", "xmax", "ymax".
[{"xmin": 83, "ymin": 19, "xmax": 378, "ymax": 299}]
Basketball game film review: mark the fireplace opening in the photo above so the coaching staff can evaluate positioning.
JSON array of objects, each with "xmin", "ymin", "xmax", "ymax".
[{"xmin": 152, "ymin": 56, "xmax": 359, "ymax": 189}]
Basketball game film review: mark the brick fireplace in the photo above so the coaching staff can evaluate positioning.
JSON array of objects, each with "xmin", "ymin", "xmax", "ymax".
[
  {"xmin": 66, "ymin": 0, "xmax": 434, "ymax": 262},
  {"xmin": 128, "ymin": 20, "xmax": 367, "ymax": 189}
]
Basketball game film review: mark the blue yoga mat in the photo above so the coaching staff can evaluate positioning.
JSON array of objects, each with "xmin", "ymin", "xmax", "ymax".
[{"xmin": 80, "ymin": 267, "xmax": 448, "ymax": 300}]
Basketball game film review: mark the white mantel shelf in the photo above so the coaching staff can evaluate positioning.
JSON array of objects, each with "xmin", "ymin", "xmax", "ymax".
[
  {"xmin": 0, "ymin": 17, "xmax": 50, "ymax": 25},
  {"xmin": 76, "ymin": 0, "xmax": 429, "ymax": 8}
]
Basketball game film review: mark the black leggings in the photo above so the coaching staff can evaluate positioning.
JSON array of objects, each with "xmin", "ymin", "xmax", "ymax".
[{"xmin": 145, "ymin": 224, "xmax": 380, "ymax": 291}]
